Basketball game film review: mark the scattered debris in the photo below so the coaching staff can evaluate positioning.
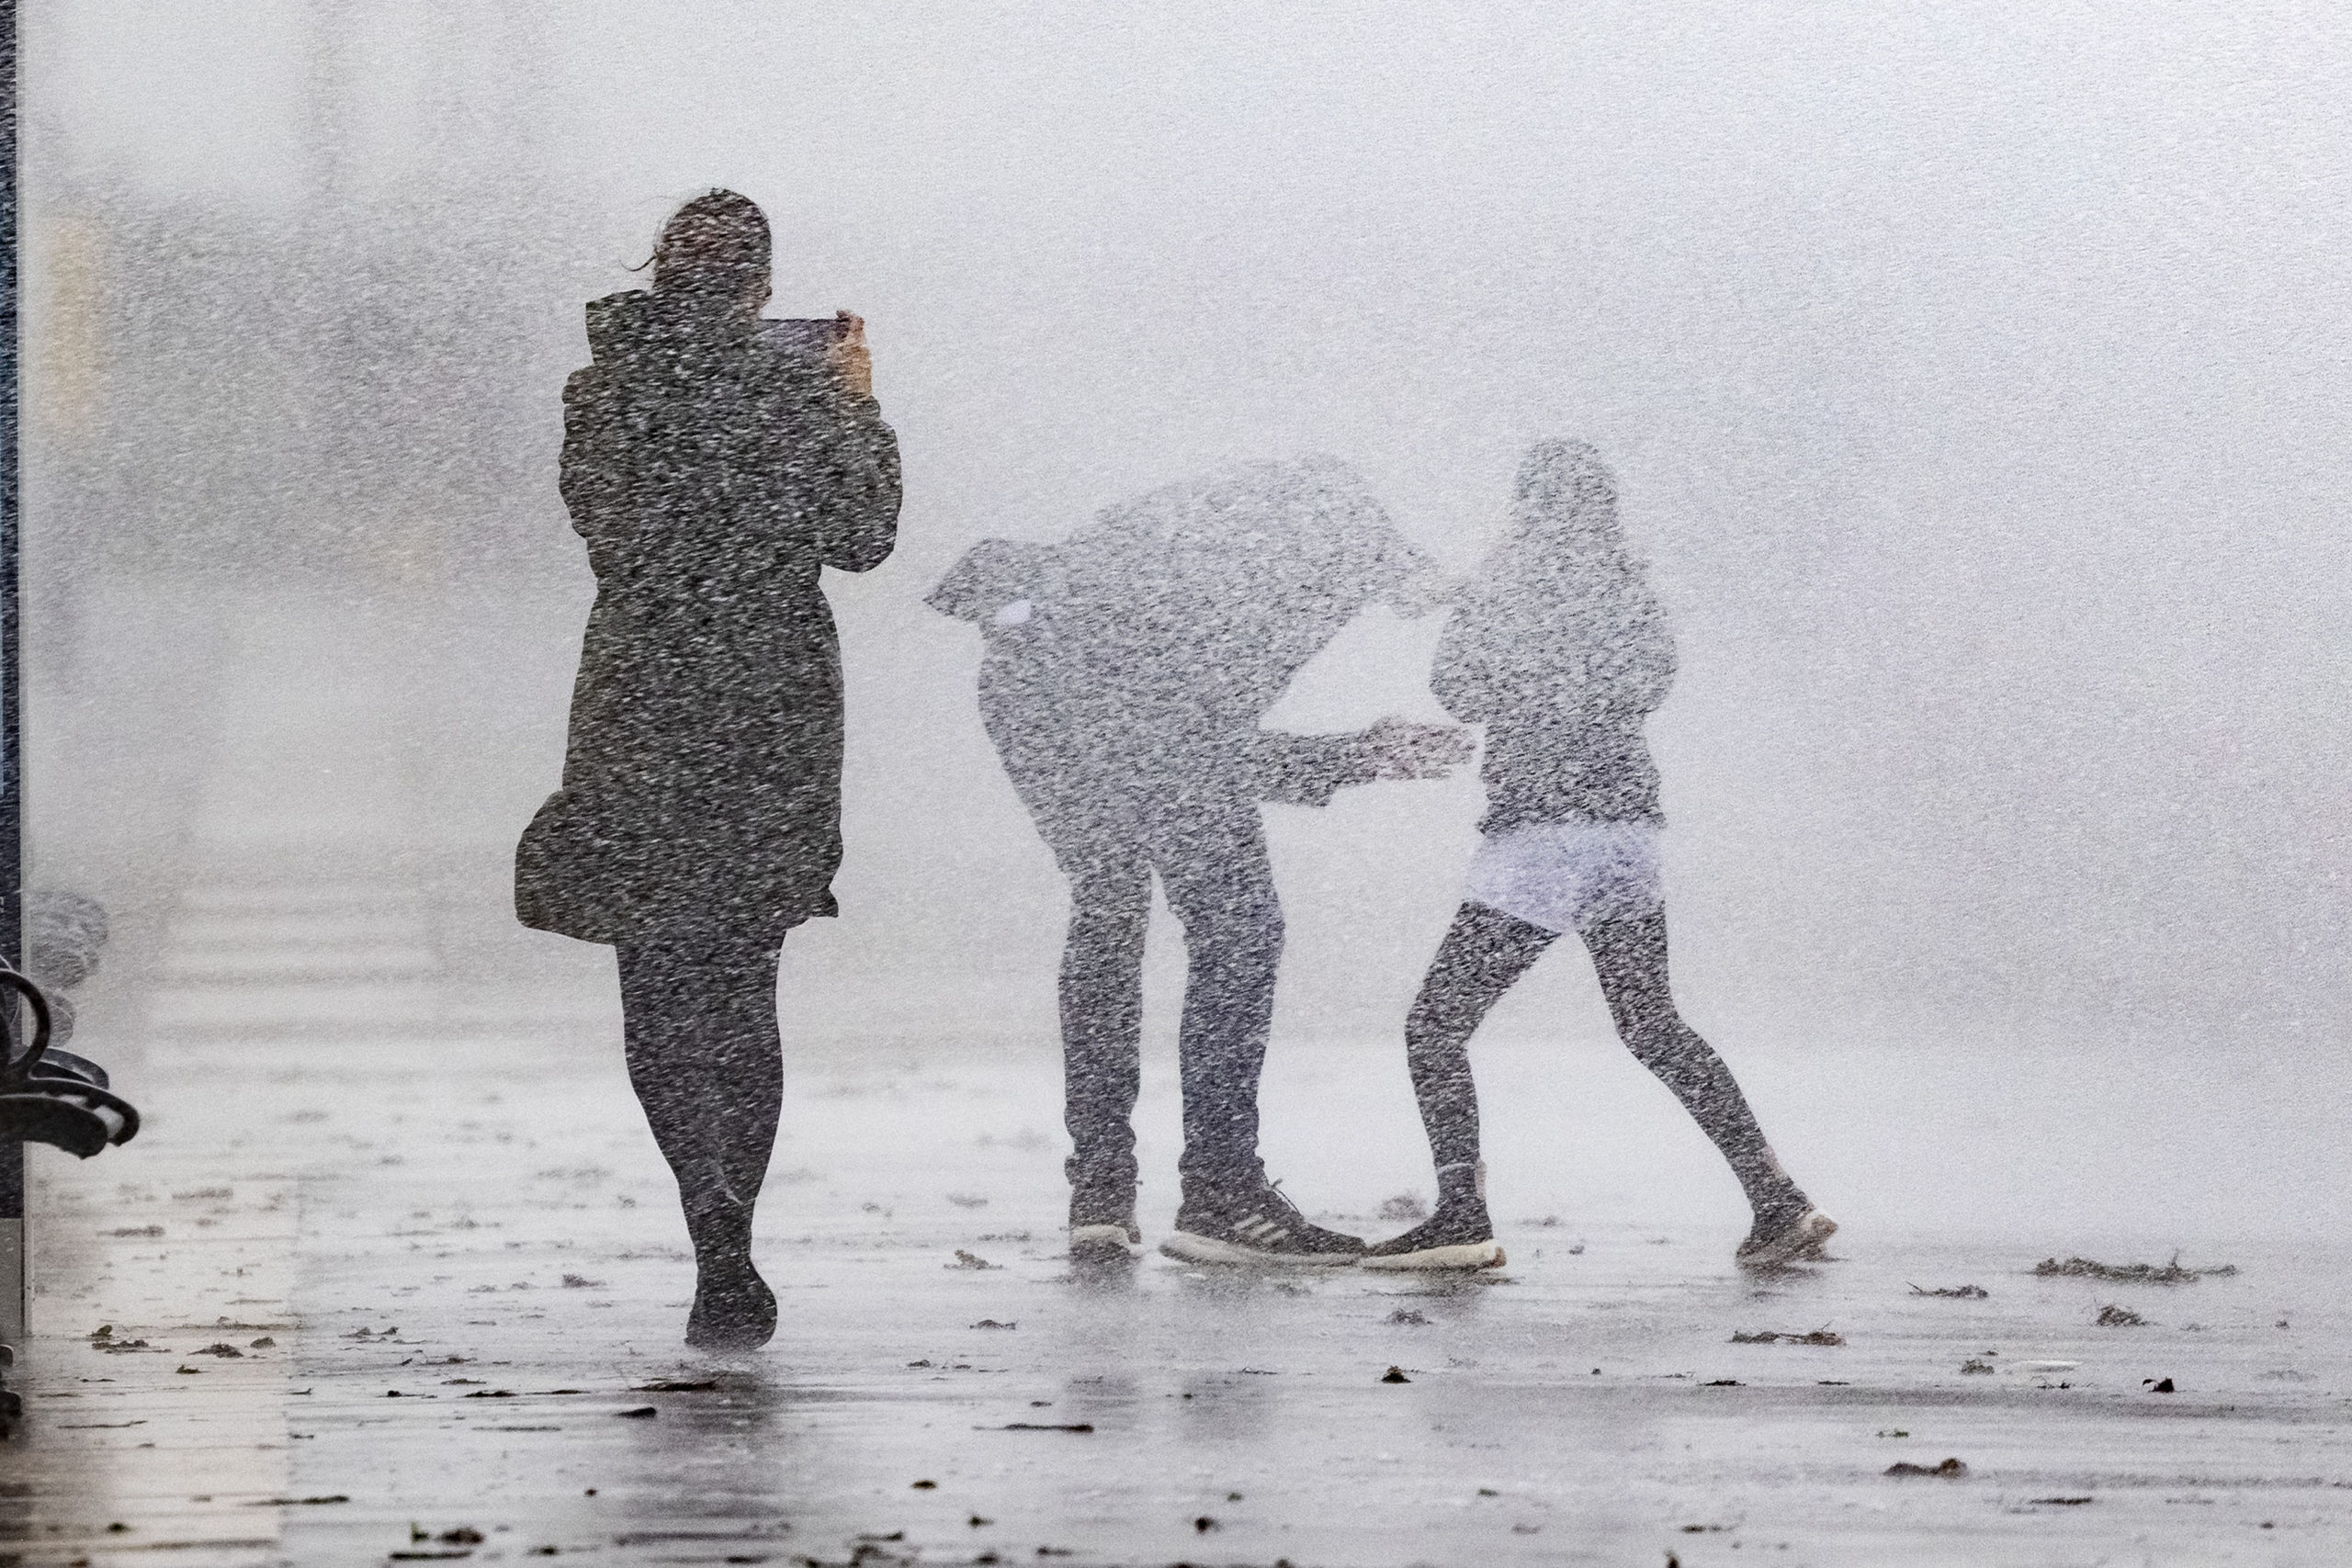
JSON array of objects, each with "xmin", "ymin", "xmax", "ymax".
[
  {"xmin": 976, "ymin": 1231, "xmax": 1031, "ymax": 1243},
  {"xmin": 94, "ymin": 1338, "xmax": 155, "ymax": 1353},
  {"xmin": 1702, "ymin": 1380, "xmax": 1742, "ymax": 1387},
  {"xmin": 972, "ymin": 1320, "xmax": 1017, "ymax": 1330},
  {"xmin": 189, "ymin": 1343, "xmax": 244, "ymax": 1359},
  {"xmin": 2034, "ymin": 1255, "xmax": 2235, "ymax": 1285},
  {"xmin": 1386, "ymin": 1310, "xmax": 1430, "ymax": 1325},
  {"xmin": 1526, "ymin": 1215, "xmax": 1561, "ymax": 1228},
  {"xmin": 1876, "ymin": 1429, "xmax": 1910, "ymax": 1438},
  {"xmin": 999, "ymin": 1422, "xmax": 1093, "ymax": 1432},
  {"xmin": 2097, "ymin": 1305, "xmax": 2151, "ymax": 1327},
  {"xmin": 1884, "ymin": 1459, "xmax": 1968, "ymax": 1478},
  {"xmin": 967, "ymin": 1515, "xmax": 992, "ymax": 1527},
  {"xmin": 947, "ymin": 1193, "xmax": 990, "ymax": 1208},
  {"xmin": 1378, "ymin": 1194, "xmax": 1429, "ymax": 1222},
  {"xmin": 463, "ymin": 1390, "xmax": 516, "ymax": 1400},
  {"xmin": 249, "ymin": 1337, "xmax": 276, "ymax": 1349},
  {"xmin": 560, "ymin": 1274, "xmax": 605, "ymax": 1289},
  {"xmin": 2031, "ymin": 1496, "xmax": 2093, "ymax": 1506},
  {"xmin": 1960, "ymin": 1359, "xmax": 1996, "ymax": 1374},
  {"xmin": 949, "ymin": 1250, "xmax": 1001, "ymax": 1270},
  {"xmin": 2145, "ymin": 1377, "xmax": 2177, "ymax": 1393},
  {"xmin": 1729, "ymin": 1329, "xmax": 1844, "ymax": 1346},
  {"xmin": 1381, "ymin": 1366, "xmax": 1411, "ymax": 1383},
  {"xmin": 632, "ymin": 1380, "xmax": 718, "ymax": 1393},
  {"xmin": 910, "ymin": 1480, "xmax": 936, "ymax": 1489},
  {"xmin": 109, "ymin": 1225, "xmax": 164, "ymax": 1237},
  {"xmin": 1193, "ymin": 1516, "xmax": 1219, "ymax": 1532},
  {"xmin": 1909, "ymin": 1283, "xmax": 1988, "ymax": 1298},
  {"xmin": 250, "ymin": 1495, "xmax": 350, "ymax": 1506},
  {"xmin": 615, "ymin": 1406, "xmax": 658, "ymax": 1418}
]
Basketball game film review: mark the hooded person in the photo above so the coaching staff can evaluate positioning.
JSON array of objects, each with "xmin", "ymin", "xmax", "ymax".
[
  {"xmin": 929, "ymin": 457, "xmax": 1468, "ymax": 1265},
  {"xmin": 514, "ymin": 190, "xmax": 901, "ymax": 1347},
  {"xmin": 1360, "ymin": 439, "xmax": 1836, "ymax": 1273}
]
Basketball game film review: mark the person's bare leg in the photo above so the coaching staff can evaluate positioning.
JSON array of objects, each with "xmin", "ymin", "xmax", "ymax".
[{"xmin": 1574, "ymin": 908, "xmax": 1831, "ymax": 1260}]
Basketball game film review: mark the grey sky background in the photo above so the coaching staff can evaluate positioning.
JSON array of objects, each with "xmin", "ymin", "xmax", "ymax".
[{"xmin": 23, "ymin": 1, "xmax": 2352, "ymax": 1075}]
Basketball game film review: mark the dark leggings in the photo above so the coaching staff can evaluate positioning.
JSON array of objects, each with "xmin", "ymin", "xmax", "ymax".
[
  {"xmin": 1405, "ymin": 900, "xmax": 1804, "ymax": 1224},
  {"xmin": 615, "ymin": 937, "xmax": 784, "ymax": 1252}
]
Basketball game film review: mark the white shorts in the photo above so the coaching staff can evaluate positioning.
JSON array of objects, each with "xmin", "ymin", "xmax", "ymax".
[{"xmin": 1463, "ymin": 820, "xmax": 1664, "ymax": 933}]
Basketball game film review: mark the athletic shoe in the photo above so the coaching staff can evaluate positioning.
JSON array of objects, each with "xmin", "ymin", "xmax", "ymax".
[
  {"xmin": 1361, "ymin": 1197, "xmax": 1507, "ymax": 1271},
  {"xmin": 1159, "ymin": 1180, "xmax": 1366, "ymax": 1267},
  {"xmin": 1069, "ymin": 1218, "xmax": 1144, "ymax": 1262},
  {"xmin": 1735, "ymin": 1206, "xmax": 1838, "ymax": 1269}
]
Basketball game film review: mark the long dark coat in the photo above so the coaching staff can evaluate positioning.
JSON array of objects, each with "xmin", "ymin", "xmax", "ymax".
[{"xmin": 515, "ymin": 290, "xmax": 900, "ymax": 946}]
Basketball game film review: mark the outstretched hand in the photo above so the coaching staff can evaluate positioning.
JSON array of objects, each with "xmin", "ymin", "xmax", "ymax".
[
  {"xmin": 828, "ymin": 311, "xmax": 873, "ymax": 399},
  {"xmin": 1353, "ymin": 716, "xmax": 1475, "ymax": 781}
]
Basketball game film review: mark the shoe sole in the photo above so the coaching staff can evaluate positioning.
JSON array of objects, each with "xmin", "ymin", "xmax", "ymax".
[
  {"xmin": 1736, "ymin": 1209, "xmax": 1839, "ymax": 1269},
  {"xmin": 1158, "ymin": 1232, "xmax": 1362, "ymax": 1268},
  {"xmin": 1361, "ymin": 1241, "xmax": 1507, "ymax": 1272},
  {"xmin": 1069, "ymin": 1224, "xmax": 1142, "ymax": 1262}
]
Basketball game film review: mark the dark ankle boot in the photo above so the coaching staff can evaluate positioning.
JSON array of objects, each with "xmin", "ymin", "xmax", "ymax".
[{"xmin": 682, "ymin": 1191, "xmax": 775, "ymax": 1349}]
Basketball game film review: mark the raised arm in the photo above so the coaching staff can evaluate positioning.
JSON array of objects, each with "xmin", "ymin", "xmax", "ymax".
[{"xmin": 814, "ymin": 396, "xmax": 901, "ymax": 572}]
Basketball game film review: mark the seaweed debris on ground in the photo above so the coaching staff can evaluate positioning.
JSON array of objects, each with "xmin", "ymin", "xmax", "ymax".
[
  {"xmin": 2034, "ymin": 1254, "xmax": 2236, "ymax": 1285},
  {"xmin": 1885, "ymin": 1458, "xmax": 1968, "ymax": 1478},
  {"xmin": 1910, "ymin": 1284, "xmax": 1989, "ymax": 1298},
  {"xmin": 1730, "ymin": 1329, "xmax": 1845, "ymax": 1346},
  {"xmin": 2098, "ymin": 1305, "xmax": 2152, "ymax": 1327}
]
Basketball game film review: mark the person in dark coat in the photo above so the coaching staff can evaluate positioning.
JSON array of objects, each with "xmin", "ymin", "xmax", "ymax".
[
  {"xmin": 929, "ymin": 458, "xmax": 1468, "ymax": 1266},
  {"xmin": 514, "ymin": 190, "xmax": 900, "ymax": 1347},
  {"xmin": 1362, "ymin": 440, "xmax": 1835, "ymax": 1273}
]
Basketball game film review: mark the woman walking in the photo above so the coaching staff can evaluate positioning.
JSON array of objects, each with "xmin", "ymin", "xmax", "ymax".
[
  {"xmin": 514, "ymin": 191, "xmax": 901, "ymax": 1346},
  {"xmin": 1364, "ymin": 441, "xmax": 1833, "ymax": 1272}
]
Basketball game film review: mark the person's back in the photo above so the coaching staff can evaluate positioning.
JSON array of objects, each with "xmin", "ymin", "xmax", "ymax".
[
  {"xmin": 931, "ymin": 457, "xmax": 1465, "ymax": 1267},
  {"xmin": 516, "ymin": 189, "xmax": 900, "ymax": 1349}
]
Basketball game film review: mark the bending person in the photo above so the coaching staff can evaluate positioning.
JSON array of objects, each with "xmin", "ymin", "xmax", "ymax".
[
  {"xmin": 930, "ymin": 459, "xmax": 1465, "ymax": 1268},
  {"xmin": 514, "ymin": 191, "xmax": 901, "ymax": 1347},
  {"xmin": 1364, "ymin": 440, "xmax": 1834, "ymax": 1273}
]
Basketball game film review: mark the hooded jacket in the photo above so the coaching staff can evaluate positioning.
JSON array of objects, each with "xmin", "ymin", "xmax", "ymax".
[
  {"xmin": 515, "ymin": 289, "xmax": 901, "ymax": 943},
  {"xmin": 928, "ymin": 458, "xmax": 1434, "ymax": 836},
  {"xmin": 1431, "ymin": 531, "xmax": 1675, "ymax": 832}
]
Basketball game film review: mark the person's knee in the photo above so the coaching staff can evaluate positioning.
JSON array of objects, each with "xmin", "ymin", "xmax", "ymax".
[{"xmin": 1192, "ymin": 898, "xmax": 1283, "ymax": 974}]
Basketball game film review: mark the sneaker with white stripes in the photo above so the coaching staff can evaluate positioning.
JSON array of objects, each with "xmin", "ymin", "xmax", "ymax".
[{"xmin": 1159, "ymin": 1180, "xmax": 1365, "ymax": 1267}]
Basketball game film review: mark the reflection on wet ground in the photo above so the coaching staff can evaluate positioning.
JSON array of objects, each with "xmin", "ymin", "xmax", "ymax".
[{"xmin": 17, "ymin": 944, "xmax": 2352, "ymax": 1567}]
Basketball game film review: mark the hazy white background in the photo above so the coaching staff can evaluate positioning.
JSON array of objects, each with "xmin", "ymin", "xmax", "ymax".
[{"xmin": 20, "ymin": 1, "xmax": 2352, "ymax": 1237}]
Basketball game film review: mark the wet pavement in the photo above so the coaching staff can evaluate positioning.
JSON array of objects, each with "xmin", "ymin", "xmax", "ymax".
[{"xmin": 9, "ymin": 588, "xmax": 2352, "ymax": 1566}]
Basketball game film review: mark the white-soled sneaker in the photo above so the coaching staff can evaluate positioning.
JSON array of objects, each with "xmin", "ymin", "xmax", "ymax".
[
  {"xmin": 1069, "ymin": 1221, "xmax": 1143, "ymax": 1262},
  {"xmin": 1735, "ymin": 1207, "xmax": 1838, "ymax": 1269},
  {"xmin": 1159, "ymin": 1180, "xmax": 1365, "ymax": 1267},
  {"xmin": 1362, "ymin": 1198, "xmax": 1506, "ymax": 1271}
]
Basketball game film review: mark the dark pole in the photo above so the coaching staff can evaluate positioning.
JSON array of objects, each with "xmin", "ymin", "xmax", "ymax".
[{"xmin": 1, "ymin": 0, "xmax": 25, "ymax": 1351}]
